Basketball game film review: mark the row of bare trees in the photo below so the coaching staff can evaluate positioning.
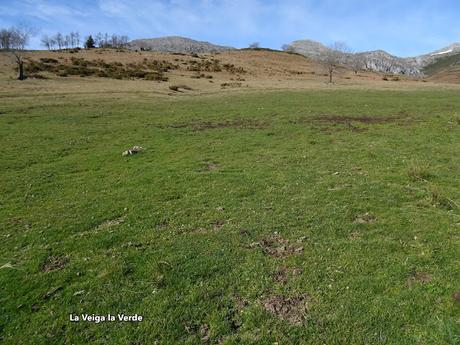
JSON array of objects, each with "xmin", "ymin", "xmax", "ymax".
[
  {"xmin": 0, "ymin": 26, "xmax": 131, "ymax": 80},
  {"xmin": 41, "ymin": 32, "xmax": 80, "ymax": 50},
  {"xmin": 92, "ymin": 33, "xmax": 129, "ymax": 48},
  {"xmin": 41, "ymin": 32, "xmax": 129, "ymax": 50}
]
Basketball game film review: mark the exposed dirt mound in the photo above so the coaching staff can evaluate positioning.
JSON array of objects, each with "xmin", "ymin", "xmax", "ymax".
[
  {"xmin": 262, "ymin": 293, "xmax": 311, "ymax": 325},
  {"xmin": 406, "ymin": 271, "xmax": 432, "ymax": 287},
  {"xmin": 252, "ymin": 234, "xmax": 304, "ymax": 258},
  {"xmin": 41, "ymin": 254, "xmax": 67, "ymax": 272}
]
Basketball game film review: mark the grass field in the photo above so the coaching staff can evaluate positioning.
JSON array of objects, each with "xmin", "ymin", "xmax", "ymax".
[{"xmin": 0, "ymin": 87, "xmax": 459, "ymax": 344}]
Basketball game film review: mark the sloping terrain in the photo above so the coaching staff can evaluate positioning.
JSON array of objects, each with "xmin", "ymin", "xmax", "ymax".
[
  {"xmin": 0, "ymin": 47, "xmax": 437, "ymax": 100},
  {"xmin": 422, "ymin": 52, "xmax": 460, "ymax": 82}
]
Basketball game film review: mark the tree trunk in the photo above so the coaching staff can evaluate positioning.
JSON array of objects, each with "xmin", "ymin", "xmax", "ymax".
[
  {"xmin": 329, "ymin": 71, "xmax": 333, "ymax": 83},
  {"xmin": 18, "ymin": 60, "xmax": 25, "ymax": 80}
]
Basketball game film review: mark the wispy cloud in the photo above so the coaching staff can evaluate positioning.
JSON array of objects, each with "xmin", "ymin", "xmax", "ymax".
[{"xmin": 1, "ymin": 0, "xmax": 459, "ymax": 56}]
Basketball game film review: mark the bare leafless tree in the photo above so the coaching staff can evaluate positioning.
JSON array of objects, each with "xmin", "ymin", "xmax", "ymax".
[
  {"xmin": 64, "ymin": 34, "xmax": 71, "ymax": 49},
  {"xmin": 55, "ymin": 32, "xmax": 64, "ymax": 49},
  {"xmin": 1, "ymin": 27, "xmax": 32, "ymax": 80},
  {"xmin": 74, "ymin": 32, "xmax": 80, "ymax": 47},
  {"xmin": 41, "ymin": 34, "xmax": 52, "ymax": 50},
  {"xmin": 281, "ymin": 44, "xmax": 295, "ymax": 53},
  {"xmin": 322, "ymin": 41, "xmax": 349, "ymax": 83},
  {"xmin": 351, "ymin": 53, "xmax": 365, "ymax": 74},
  {"xmin": 0, "ymin": 29, "xmax": 13, "ymax": 49},
  {"xmin": 94, "ymin": 32, "xmax": 103, "ymax": 48}
]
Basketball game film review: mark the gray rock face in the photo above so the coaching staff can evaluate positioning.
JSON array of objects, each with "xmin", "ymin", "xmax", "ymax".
[
  {"xmin": 128, "ymin": 36, "xmax": 234, "ymax": 54},
  {"xmin": 287, "ymin": 39, "xmax": 460, "ymax": 76}
]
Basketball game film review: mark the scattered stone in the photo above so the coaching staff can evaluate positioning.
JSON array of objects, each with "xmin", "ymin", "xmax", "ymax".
[
  {"xmin": 200, "ymin": 324, "xmax": 210, "ymax": 343},
  {"xmin": 122, "ymin": 146, "xmax": 144, "ymax": 156}
]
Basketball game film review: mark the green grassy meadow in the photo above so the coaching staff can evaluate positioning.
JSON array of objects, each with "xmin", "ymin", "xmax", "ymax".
[{"xmin": 0, "ymin": 89, "xmax": 459, "ymax": 344}]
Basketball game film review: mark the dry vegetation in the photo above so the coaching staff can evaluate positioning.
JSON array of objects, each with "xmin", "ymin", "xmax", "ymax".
[{"xmin": 2, "ymin": 48, "xmax": 460, "ymax": 99}]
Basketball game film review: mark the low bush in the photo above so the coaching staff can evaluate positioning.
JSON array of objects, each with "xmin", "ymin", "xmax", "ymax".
[
  {"xmin": 169, "ymin": 84, "xmax": 192, "ymax": 91},
  {"xmin": 24, "ymin": 57, "xmax": 173, "ymax": 81}
]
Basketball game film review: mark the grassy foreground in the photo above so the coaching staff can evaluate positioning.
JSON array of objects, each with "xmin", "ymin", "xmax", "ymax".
[{"xmin": 0, "ymin": 89, "xmax": 459, "ymax": 344}]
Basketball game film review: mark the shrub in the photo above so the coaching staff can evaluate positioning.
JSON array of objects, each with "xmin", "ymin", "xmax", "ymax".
[
  {"xmin": 221, "ymin": 82, "xmax": 242, "ymax": 88},
  {"xmin": 39, "ymin": 58, "xmax": 59, "ymax": 64},
  {"xmin": 25, "ymin": 57, "xmax": 173, "ymax": 81},
  {"xmin": 29, "ymin": 73, "xmax": 49, "ymax": 79},
  {"xmin": 169, "ymin": 84, "xmax": 192, "ymax": 92},
  {"xmin": 144, "ymin": 72, "xmax": 168, "ymax": 81}
]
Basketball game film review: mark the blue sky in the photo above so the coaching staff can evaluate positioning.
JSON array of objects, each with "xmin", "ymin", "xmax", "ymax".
[{"xmin": 1, "ymin": 0, "xmax": 459, "ymax": 56}]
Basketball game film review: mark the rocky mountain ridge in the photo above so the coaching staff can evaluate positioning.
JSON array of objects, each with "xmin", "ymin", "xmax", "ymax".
[
  {"xmin": 128, "ymin": 36, "xmax": 234, "ymax": 54},
  {"xmin": 288, "ymin": 39, "xmax": 460, "ymax": 76}
]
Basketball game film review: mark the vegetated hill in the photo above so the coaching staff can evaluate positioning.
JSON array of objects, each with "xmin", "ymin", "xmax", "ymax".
[
  {"xmin": 287, "ymin": 39, "xmax": 460, "ymax": 77},
  {"xmin": 128, "ymin": 36, "xmax": 234, "ymax": 54},
  {"xmin": 2, "ymin": 48, "xmax": 398, "ymax": 96},
  {"xmin": 410, "ymin": 43, "xmax": 460, "ymax": 69},
  {"xmin": 423, "ymin": 53, "xmax": 460, "ymax": 83},
  {"xmin": 422, "ymin": 51, "xmax": 460, "ymax": 76}
]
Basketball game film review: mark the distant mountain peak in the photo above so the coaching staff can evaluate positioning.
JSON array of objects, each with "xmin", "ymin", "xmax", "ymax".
[
  {"xmin": 287, "ymin": 38, "xmax": 460, "ymax": 76},
  {"xmin": 128, "ymin": 36, "xmax": 234, "ymax": 54}
]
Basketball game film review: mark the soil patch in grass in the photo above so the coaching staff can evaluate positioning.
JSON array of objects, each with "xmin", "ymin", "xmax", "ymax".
[
  {"xmin": 165, "ymin": 118, "xmax": 268, "ymax": 131},
  {"xmin": 262, "ymin": 293, "xmax": 311, "ymax": 325},
  {"xmin": 41, "ymin": 255, "xmax": 67, "ymax": 273}
]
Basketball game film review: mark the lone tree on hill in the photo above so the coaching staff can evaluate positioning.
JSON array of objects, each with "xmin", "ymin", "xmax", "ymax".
[
  {"xmin": 322, "ymin": 41, "xmax": 349, "ymax": 83},
  {"xmin": 0, "ymin": 26, "xmax": 32, "ymax": 80},
  {"xmin": 281, "ymin": 44, "xmax": 295, "ymax": 53},
  {"xmin": 85, "ymin": 35, "xmax": 95, "ymax": 49},
  {"xmin": 351, "ymin": 52, "xmax": 365, "ymax": 74},
  {"xmin": 249, "ymin": 42, "xmax": 260, "ymax": 49}
]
